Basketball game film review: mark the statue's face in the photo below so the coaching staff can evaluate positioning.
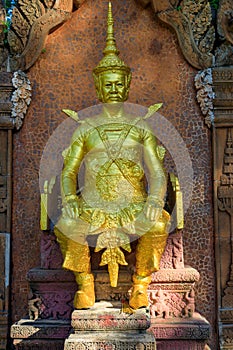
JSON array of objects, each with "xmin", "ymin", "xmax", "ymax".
[{"xmin": 99, "ymin": 71, "xmax": 129, "ymax": 103}]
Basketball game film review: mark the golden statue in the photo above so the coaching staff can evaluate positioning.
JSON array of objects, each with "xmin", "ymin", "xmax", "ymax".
[{"xmin": 54, "ymin": 2, "xmax": 170, "ymax": 310}]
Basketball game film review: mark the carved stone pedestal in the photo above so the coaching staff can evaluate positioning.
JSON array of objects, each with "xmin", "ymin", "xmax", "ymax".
[
  {"xmin": 151, "ymin": 313, "xmax": 210, "ymax": 350},
  {"xmin": 11, "ymin": 319, "xmax": 71, "ymax": 350},
  {"xmin": 64, "ymin": 301, "xmax": 156, "ymax": 350},
  {"xmin": 148, "ymin": 268, "xmax": 210, "ymax": 349}
]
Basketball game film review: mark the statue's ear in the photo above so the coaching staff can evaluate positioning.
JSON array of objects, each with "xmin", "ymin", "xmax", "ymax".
[
  {"xmin": 127, "ymin": 72, "xmax": 132, "ymax": 88},
  {"xmin": 93, "ymin": 73, "xmax": 103, "ymax": 101},
  {"xmin": 125, "ymin": 73, "xmax": 132, "ymax": 98}
]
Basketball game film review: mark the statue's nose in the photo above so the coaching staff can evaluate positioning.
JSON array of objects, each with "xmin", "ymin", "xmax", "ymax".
[{"xmin": 110, "ymin": 83, "xmax": 117, "ymax": 93}]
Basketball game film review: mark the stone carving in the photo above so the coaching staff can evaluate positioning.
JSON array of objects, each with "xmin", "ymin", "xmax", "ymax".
[
  {"xmin": 172, "ymin": 234, "xmax": 184, "ymax": 269},
  {"xmin": 149, "ymin": 288, "xmax": 195, "ymax": 318},
  {"xmin": 136, "ymin": 0, "xmax": 233, "ymax": 69},
  {"xmin": 218, "ymin": 0, "xmax": 233, "ymax": 46},
  {"xmin": 218, "ymin": 129, "xmax": 233, "ymax": 307},
  {"xmin": 0, "ymin": 198, "xmax": 7, "ymax": 213},
  {"xmin": 11, "ymin": 321, "xmax": 71, "ymax": 339},
  {"xmin": 65, "ymin": 342, "xmax": 154, "ymax": 350},
  {"xmin": 65, "ymin": 302, "xmax": 155, "ymax": 350},
  {"xmin": 194, "ymin": 68, "xmax": 215, "ymax": 128},
  {"xmin": 28, "ymin": 294, "xmax": 42, "ymax": 320},
  {"xmin": 183, "ymin": 289, "xmax": 195, "ymax": 317},
  {"xmin": 0, "ymin": 292, "xmax": 4, "ymax": 310},
  {"xmin": 41, "ymin": 232, "xmax": 63, "ymax": 269},
  {"xmin": 215, "ymin": 41, "xmax": 233, "ymax": 67},
  {"xmin": 7, "ymin": 0, "xmax": 74, "ymax": 71},
  {"xmin": 153, "ymin": 323, "xmax": 210, "ymax": 340},
  {"xmin": 215, "ymin": 0, "xmax": 233, "ymax": 66},
  {"xmin": 222, "ymin": 327, "xmax": 233, "ymax": 346},
  {"xmin": 11, "ymin": 70, "xmax": 32, "ymax": 130},
  {"xmin": 0, "ymin": 6, "xmax": 8, "ymax": 72},
  {"xmin": 39, "ymin": 291, "xmax": 74, "ymax": 319},
  {"xmin": 149, "ymin": 0, "xmax": 215, "ymax": 69},
  {"xmin": 149, "ymin": 289, "xmax": 170, "ymax": 318},
  {"xmin": 13, "ymin": 341, "xmax": 65, "ymax": 350}
]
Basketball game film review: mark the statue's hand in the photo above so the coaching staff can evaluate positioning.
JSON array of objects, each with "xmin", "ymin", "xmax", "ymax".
[
  {"xmin": 63, "ymin": 195, "xmax": 79, "ymax": 219},
  {"xmin": 144, "ymin": 196, "xmax": 164, "ymax": 222}
]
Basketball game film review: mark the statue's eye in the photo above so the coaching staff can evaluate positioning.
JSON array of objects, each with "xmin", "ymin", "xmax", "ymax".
[
  {"xmin": 117, "ymin": 83, "xmax": 123, "ymax": 87},
  {"xmin": 105, "ymin": 83, "xmax": 112, "ymax": 87}
]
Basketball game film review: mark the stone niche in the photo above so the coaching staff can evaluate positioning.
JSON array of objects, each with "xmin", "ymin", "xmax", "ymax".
[{"xmin": 10, "ymin": 0, "xmax": 215, "ymax": 349}]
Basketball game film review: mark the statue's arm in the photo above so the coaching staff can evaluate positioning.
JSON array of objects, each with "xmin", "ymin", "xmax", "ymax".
[
  {"xmin": 61, "ymin": 130, "xmax": 85, "ymax": 218},
  {"xmin": 143, "ymin": 129, "xmax": 167, "ymax": 221}
]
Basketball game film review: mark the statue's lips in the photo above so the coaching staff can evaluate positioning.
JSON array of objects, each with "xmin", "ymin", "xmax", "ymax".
[{"xmin": 108, "ymin": 95, "xmax": 122, "ymax": 101}]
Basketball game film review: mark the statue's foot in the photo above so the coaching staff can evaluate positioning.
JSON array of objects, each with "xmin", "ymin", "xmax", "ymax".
[
  {"xmin": 129, "ymin": 285, "xmax": 149, "ymax": 309},
  {"xmin": 74, "ymin": 273, "xmax": 95, "ymax": 309},
  {"xmin": 129, "ymin": 275, "xmax": 151, "ymax": 310},
  {"xmin": 74, "ymin": 289, "xmax": 95, "ymax": 309}
]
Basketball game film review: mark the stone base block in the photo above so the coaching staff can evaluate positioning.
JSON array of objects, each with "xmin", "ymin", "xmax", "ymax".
[
  {"xmin": 11, "ymin": 319, "xmax": 71, "ymax": 350},
  {"xmin": 150, "ymin": 312, "xmax": 210, "ymax": 350},
  {"xmin": 64, "ymin": 332, "xmax": 156, "ymax": 350},
  {"xmin": 65, "ymin": 301, "xmax": 156, "ymax": 350}
]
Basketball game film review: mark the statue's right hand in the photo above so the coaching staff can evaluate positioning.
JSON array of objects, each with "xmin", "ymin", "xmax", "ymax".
[{"xmin": 62, "ymin": 195, "xmax": 79, "ymax": 219}]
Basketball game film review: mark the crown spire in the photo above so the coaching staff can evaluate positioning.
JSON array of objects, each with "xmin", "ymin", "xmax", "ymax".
[
  {"xmin": 93, "ymin": 2, "xmax": 131, "ymax": 77},
  {"xmin": 103, "ymin": 2, "xmax": 119, "ymax": 56}
]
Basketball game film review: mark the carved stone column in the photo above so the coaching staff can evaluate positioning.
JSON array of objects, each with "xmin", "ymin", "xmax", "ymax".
[
  {"xmin": 0, "ymin": 72, "xmax": 14, "ymax": 349},
  {"xmin": 212, "ymin": 66, "xmax": 233, "ymax": 349}
]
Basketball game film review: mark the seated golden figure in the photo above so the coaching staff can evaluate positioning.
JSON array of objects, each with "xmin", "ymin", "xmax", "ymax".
[{"xmin": 54, "ymin": 2, "xmax": 170, "ymax": 310}]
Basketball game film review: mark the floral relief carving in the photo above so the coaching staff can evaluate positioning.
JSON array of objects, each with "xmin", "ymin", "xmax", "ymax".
[
  {"xmin": 194, "ymin": 68, "xmax": 215, "ymax": 128},
  {"xmin": 7, "ymin": 0, "xmax": 75, "ymax": 71},
  {"xmin": 150, "ymin": 0, "xmax": 215, "ymax": 69},
  {"xmin": 11, "ymin": 70, "xmax": 32, "ymax": 130}
]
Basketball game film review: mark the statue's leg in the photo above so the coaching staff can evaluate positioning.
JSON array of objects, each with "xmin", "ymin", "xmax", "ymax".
[
  {"xmin": 73, "ymin": 271, "xmax": 95, "ymax": 309},
  {"xmin": 54, "ymin": 219, "xmax": 95, "ymax": 309},
  {"xmin": 129, "ymin": 210, "xmax": 170, "ymax": 309}
]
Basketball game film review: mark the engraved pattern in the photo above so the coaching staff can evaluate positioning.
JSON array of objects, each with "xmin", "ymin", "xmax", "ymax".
[
  {"xmin": 172, "ymin": 234, "xmax": 184, "ymax": 269},
  {"xmin": 0, "ymin": 198, "xmax": 7, "ymax": 213},
  {"xmin": 13, "ymin": 340, "xmax": 64, "ymax": 350},
  {"xmin": 218, "ymin": 129, "xmax": 233, "ymax": 308},
  {"xmin": 152, "ymin": 324, "xmax": 210, "ymax": 339},
  {"xmin": 149, "ymin": 288, "xmax": 195, "ymax": 318},
  {"xmin": 65, "ymin": 341, "xmax": 155, "ymax": 350},
  {"xmin": 222, "ymin": 327, "xmax": 233, "ymax": 345},
  {"xmin": 11, "ymin": 323, "xmax": 71, "ymax": 339},
  {"xmin": 71, "ymin": 316, "xmax": 150, "ymax": 331},
  {"xmin": 39, "ymin": 291, "xmax": 74, "ymax": 319},
  {"xmin": 41, "ymin": 232, "xmax": 63, "ymax": 269}
]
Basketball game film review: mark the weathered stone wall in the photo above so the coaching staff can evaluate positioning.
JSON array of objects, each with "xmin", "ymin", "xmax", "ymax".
[{"xmin": 11, "ymin": 0, "xmax": 216, "ymax": 347}]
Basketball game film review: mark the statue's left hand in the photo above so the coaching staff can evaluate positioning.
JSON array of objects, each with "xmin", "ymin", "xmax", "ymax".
[
  {"xmin": 144, "ymin": 196, "xmax": 163, "ymax": 222},
  {"xmin": 144, "ymin": 204, "xmax": 161, "ymax": 222}
]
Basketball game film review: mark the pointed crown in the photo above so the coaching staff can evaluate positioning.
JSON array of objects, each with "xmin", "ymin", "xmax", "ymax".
[{"xmin": 93, "ymin": 2, "xmax": 131, "ymax": 77}]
